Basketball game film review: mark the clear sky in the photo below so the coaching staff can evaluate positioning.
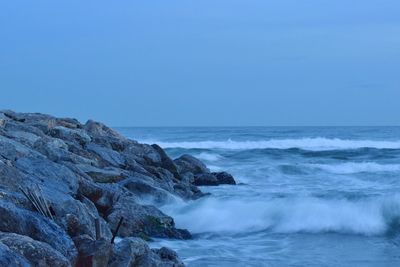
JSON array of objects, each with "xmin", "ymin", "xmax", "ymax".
[{"xmin": 1, "ymin": 1, "xmax": 399, "ymax": 126}]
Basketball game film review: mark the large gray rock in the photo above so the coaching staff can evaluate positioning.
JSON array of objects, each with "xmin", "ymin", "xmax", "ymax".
[
  {"xmin": 75, "ymin": 164, "xmax": 128, "ymax": 183},
  {"xmin": 14, "ymin": 157, "xmax": 78, "ymax": 195},
  {"xmin": 49, "ymin": 126, "xmax": 91, "ymax": 146},
  {"xmin": 120, "ymin": 176, "xmax": 172, "ymax": 204},
  {"xmin": 0, "ymin": 242, "xmax": 30, "ymax": 267},
  {"xmin": 109, "ymin": 237, "xmax": 184, "ymax": 267},
  {"xmin": 86, "ymin": 142, "xmax": 126, "ymax": 167},
  {"xmin": 193, "ymin": 172, "xmax": 237, "ymax": 186},
  {"xmin": 0, "ymin": 200, "xmax": 77, "ymax": 263},
  {"xmin": 73, "ymin": 235, "xmax": 111, "ymax": 267},
  {"xmin": 106, "ymin": 193, "xmax": 191, "ymax": 240},
  {"xmin": 174, "ymin": 154, "xmax": 210, "ymax": 175},
  {"xmin": 0, "ymin": 232, "xmax": 71, "ymax": 267},
  {"xmin": 211, "ymin": 171, "xmax": 236, "ymax": 185}
]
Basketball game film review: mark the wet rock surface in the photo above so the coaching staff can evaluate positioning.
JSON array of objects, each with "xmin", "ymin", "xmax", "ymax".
[{"xmin": 0, "ymin": 110, "xmax": 236, "ymax": 266}]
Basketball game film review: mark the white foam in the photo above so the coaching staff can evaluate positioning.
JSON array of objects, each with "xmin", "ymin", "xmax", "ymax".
[
  {"xmin": 161, "ymin": 195, "xmax": 400, "ymax": 236},
  {"xmin": 310, "ymin": 162, "xmax": 400, "ymax": 174},
  {"xmin": 139, "ymin": 138, "xmax": 400, "ymax": 151}
]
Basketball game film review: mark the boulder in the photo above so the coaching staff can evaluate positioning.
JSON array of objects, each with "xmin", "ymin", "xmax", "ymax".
[
  {"xmin": 0, "ymin": 232, "xmax": 71, "ymax": 267},
  {"xmin": 14, "ymin": 157, "xmax": 78, "ymax": 195},
  {"xmin": 120, "ymin": 176, "xmax": 172, "ymax": 204},
  {"xmin": 151, "ymin": 144, "xmax": 180, "ymax": 179},
  {"xmin": 73, "ymin": 235, "xmax": 111, "ymax": 267},
  {"xmin": 0, "ymin": 242, "xmax": 30, "ymax": 267},
  {"xmin": 86, "ymin": 142, "xmax": 126, "ymax": 167},
  {"xmin": 193, "ymin": 173, "xmax": 219, "ymax": 186},
  {"xmin": 152, "ymin": 247, "xmax": 185, "ymax": 267},
  {"xmin": 109, "ymin": 237, "xmax": 184, "ymax": 267},
  {"xmin": 0, "ymin": 200, "xmax": 77, "ymax": 263},
  {"xmin": 174, "ymin": 154, "xmax": 210, "ymax": 175},
  {"xmin": 49, "ymin": 126, "xmax": 91, "ymax": 146},
  {"xmin": 212, "ymin": 172, "xmax": 236, "ymax": 185},
  {"xmin": 75, "ymin": 164, "xmax": 128, "ymax": 183},
  {"xmin": 194, "ymin": 172, "xmax": 236, "ymax": 186},
  {"xmin": 106, "ymin": 194, "xmax": 191, "ymax": 240}
]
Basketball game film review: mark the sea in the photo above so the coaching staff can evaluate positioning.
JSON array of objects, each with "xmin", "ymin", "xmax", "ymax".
[{"xmin": 117, "ymin": 127, "xmax": 400, "ymax": 267}]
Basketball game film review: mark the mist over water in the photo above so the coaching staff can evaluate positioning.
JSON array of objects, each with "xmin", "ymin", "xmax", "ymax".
[{"xmin": 118, "ymin": 127, "xmax": 400, "ymax": 267}]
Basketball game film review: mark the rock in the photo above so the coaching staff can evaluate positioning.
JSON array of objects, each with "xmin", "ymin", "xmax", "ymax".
[
  {"xmin": 34, "ymin": 137, "xmax": 96, "ymax": 166},
  {"xmin": 193, "ymin": 173, "xmax": 219, "ymax": 186},
  {"xmin": 106, "ymin": 194, "xmax": 191, "ymax": 240},
  {"xmin": 211, "ymin": 172, "xmax": 236, "ymax": 185},
  {"xmin": 86, "ymin": 142, "xmax": 126, "ymax": 167},
  {"xmin": 0, "ymin": 200, "xmax": 77, "ymax": 263},
  {"xmin": 84, "ymin": 120, "xmax": 124, "ymax": 140},
  {"xmin": 0, "ymin": 232, "xmax": 71, "ymax": 267},
  {"xmin": 108, "ymin": 237, "xmax": 150, "ymax": 267},
  {"xmin": 120, "ymin": 176, "xmax": 172, "ymax": 204},
  {"xmin": 76, "ymin": 164, "xmax": 128, "ymax": 183},
  {"xmin": 73, "ymin": 235, "xmax": 111, "ymax": 267},
  {"xmin": 151, "ymin": 144, "xmax": 180, "ymax": 179},
  {"xmin": 0, "ymin": 135, "xmax": 44, "ymax": 160},
  {"xmin": 194, "ymin": 172, "xmax": 236, "ymax": 186},
  {"xmin": 15, "ymin": 157, "xmax": 78, "ymax": 195},
  {"xmin": 109, "ymin": 237, "xmax": 184, "ymax": 267},
  {"xmin": 52, "ymin": 195, "xmax": 112, "ymax": 241},
  {"xmin": 174, "ymin": 154, "xmax": 210, "ymax": 175},
  {"xmin": 49, "ymin": 126, "xmax": 91, "ymax": 146},
  {"xmin": 152, "ymin": 247, "xmax": 185, "ymax": 267},
  {"xmin": 0, "ymin": 242, "xmax": 30, "ymax": 267},
  {"xmin": 84, "ymin": 120, "xmax": 128, "ymax": 152}
]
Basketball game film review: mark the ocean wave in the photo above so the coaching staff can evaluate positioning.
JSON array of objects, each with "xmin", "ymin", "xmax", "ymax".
[
  {"xmin": 196, "ymin": 152, "xmax": 223, "ymax": 162},
  {"xmin": 310, "ymin": 162, "xmax": 400, "ymax": 174},
  {"xmin": 161, "ymin": 195, "xmax": 400, "ymax": 236},
  {"xmin": 140, "ymin": 138, "xmax": 400, "ymax": 151}
]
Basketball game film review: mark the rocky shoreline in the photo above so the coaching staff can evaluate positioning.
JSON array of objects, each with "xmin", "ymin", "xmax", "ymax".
[{"xmin": 0, "ymin": 110, "xmax": 236, "ymax": 267}]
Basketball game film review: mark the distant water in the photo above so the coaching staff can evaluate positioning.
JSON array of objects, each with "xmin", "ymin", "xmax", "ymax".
[{"xmin": 117, "ymin": 127, "xmax": 400, "ymax": 267}]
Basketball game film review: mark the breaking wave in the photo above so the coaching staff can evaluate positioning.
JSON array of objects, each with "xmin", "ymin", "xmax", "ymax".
[
  {"xmin": 141, "ymin": 138, "xmax": 400, "ymax": 151},
  {"xmin": 162, "ymin": 195, "xmax": 400, "ymax": 236}
]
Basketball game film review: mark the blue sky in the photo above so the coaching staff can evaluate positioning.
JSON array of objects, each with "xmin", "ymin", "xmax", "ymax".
[{"xmin": 1, "ymin": 1, "xmax": 399, "ymax": 126}]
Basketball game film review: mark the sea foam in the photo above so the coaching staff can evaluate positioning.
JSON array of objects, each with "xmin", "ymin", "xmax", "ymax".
[{"xmin": 162, "ymin": 195, "xmax": 400, "ymax": 236}]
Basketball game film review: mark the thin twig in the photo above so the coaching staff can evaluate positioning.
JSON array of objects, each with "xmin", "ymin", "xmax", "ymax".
[
  {"xmin": 36, "ymin": 184, "xmax": 54, "ymax": 220},
  {"xmin": 111, "ymin": 217, "xmax": 124, "ymax": 244}
]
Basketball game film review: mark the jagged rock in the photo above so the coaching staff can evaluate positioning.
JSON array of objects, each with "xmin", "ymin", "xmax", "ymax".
[
  {"xmin": 0, "ymin": 232, "xmax": 71, "ymax": 267},
  {"xmin": 0, "ymin": 135, "xmax": 44, "ymax": 160},
  {"xmin": 0, "ymin": 200, "xmax": 77, "ymax": 263},
  {"xmin": 86, "ymin": 142, "xmax": 126, "ymax": 167},
  {"xmin": 49, "ymin": 126, "xmax": 91, "ymax": 146},
  {"xmin": 152, "ymin": 247, "xmax": 185, "ymax": 267},
  {"xmin": 109, "ymin": 237, "xmax": 184, "ymax": 267},
  {"xmin": 73, "ymin": 235, "xmax": 111, "ymax": 267},
  {"xmin": 193, "ymin": 173, "xmax": 219, "ymax": 186},
  {"xmin": 194, "ymin": 172, "xmax": 236, "ymax": 186},
  {"xmin": 0, "ymin": 242, "xmax": 30, "ymax": 267},
  {"xmin": 107, "ymin": 194, "xmax": 191, "ymax": 240},
  {"xmin": 174, "ymin": 154, "xmax": 210, "ymax": 175},
  {"xmin": 120, "ymin": 176, "xmax": 172, "ymax": 204},
  {"xmin": 14, "ymin": 157, "xmax": 78, "ymax": 195},
  {"xmin": 76, "ymin": 164, "xmax": 128, "ymax": 183},
  {"xmin": 151, "ymin": 144, "xmax": 180, "ymax": 179},
  {"xmin": 212, "ymin": 171, "xmax": 236, "ymax": 185}
]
